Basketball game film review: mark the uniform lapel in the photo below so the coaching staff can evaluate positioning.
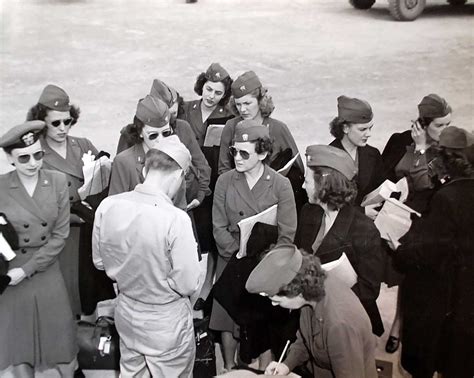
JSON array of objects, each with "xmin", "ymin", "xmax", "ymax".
[
  {"xmin": 208, "ymin": 104, "xmax": 228, "ymax": 122},
  {"xmin": 317, "ymin": 206, "xmax": 355, "ymax": 252},
  {"xmin": 232, "ymin": 171, "xmax": 261, "ymax": 214},
  {"xmin": 189, "ymin": 100, "xmax": 204, "ymax": 129},
  {"xmin": 250, "ymin": 166, "xmax": 274, "ymax": 210},
  {"xmin": 42, "ymin": 137, "xmax": 83, "ymax": 178},
  {"xmin": 134, "ymin": 144, "xmax": 146, "ymax": 181},
  {"xmin": 8, "ymin": 171, "xmax": 48, "ymax": 222}
]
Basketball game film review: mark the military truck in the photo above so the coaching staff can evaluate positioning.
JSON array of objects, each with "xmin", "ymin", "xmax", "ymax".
[{"xmin": 349, "ymin": 0, "xmax": 468, "ymax": 21}]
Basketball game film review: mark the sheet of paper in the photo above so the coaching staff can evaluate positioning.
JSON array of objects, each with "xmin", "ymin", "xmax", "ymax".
[
  {"xmin": 322, "ymin": 252, "xmax": 357, "ymax": 288},
  {"xmin": 374, "ymin": 198, "xmax": 420, "ymax": 242},
  {"xmin": 78, "ymin": 155, "xmax": 112, "ymax": 200},
  {"xmin": 203, "ymin": 124, "xmax": 225, "ymax": 147},
  {"xmin": 277, "ymin": 152, "xmax": 300, "ymax": 177},
  {"xmin": 0, "ymin": 232, "xmax": 16, "ymax": 261}
]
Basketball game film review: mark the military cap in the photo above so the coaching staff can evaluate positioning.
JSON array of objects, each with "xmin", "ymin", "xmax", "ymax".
[
  {"xmin": 149, "ymin": 79, "xmax": 178, "ymax": 108},
  {"xmin": 155, "ymin": 135, "xmax": 191, "ymax": 171},
  {"xmin": 136, "ymin": 95, "xmax": 170, "ymax": 128},
  {"xmin": 439, "ymin": 126, "xmax": 474, "ymax": 149},
  {"xmin": 246, "ymin": 244, "xmax": 303, "ymax": 297},
  {"xmin": 234, "ymin": 120, "xmax": 270, "ymax": 142},
  {"xmin": 205, "ymin": 63, "xmax": 229, "ymax": 82},
  {"xmin": 305, "ymin": 145, "xmax": 357, "ymax": 180},
  {"xmin": 418, "ymin": 94, "xmax": 451, "ymax": 119},
  {"xmin": 0, "ymin": 121, "xmax": 45, "ymax": 149},
  {"xmin": 231, "ymin": 71, "xmax": 262, "ymax": 98},
  {"xmin": 337, "ymin": 95, "xmax": 373, "ymax": 124},
  {"xmin": 38, "ymin": 84, "xmax": 71, "ymax": 111}
]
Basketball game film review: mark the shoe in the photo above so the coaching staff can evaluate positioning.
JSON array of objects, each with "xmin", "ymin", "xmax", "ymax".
[
  {"xmin": 193, "ymin": 298, "xmax": 206, "ymax": 311},
  {"xmin": 385, "ymin": 335, "xmax": 400, "ymax": 353},
  {"xmin": 74, "ymin": 368, "xmax": 85, "ymax": 378}
]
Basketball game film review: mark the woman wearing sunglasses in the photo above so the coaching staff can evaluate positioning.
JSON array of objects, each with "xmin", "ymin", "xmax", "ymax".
[
  {"xmin": 26, "ymin": 84, "xmax": 100, "ymax": 318},
  {"xmin": 211, "ymin": 120, "xmax": 297, "ymax": 372},
  {"xmin": 0, "ymin": 121, "xmax": 77, "ymax": 377}
]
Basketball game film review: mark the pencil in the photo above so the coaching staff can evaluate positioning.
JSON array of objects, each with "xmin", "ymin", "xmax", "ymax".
[{"xmin": 273, "ymin": 339, "xmax": 291, "ymax": 375}]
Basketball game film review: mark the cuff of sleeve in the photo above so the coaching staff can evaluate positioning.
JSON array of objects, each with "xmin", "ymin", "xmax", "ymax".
[
  {"xmin": 196, "ymin": 191, "xmax": 206, "ymax": 204},
  {"xmin": 21, "ymin": 260, "xmax": 37, "ymax": 278}
]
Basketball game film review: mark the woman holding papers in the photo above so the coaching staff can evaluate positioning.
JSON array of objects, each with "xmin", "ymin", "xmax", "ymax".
[
  {"xmin": 392, "ymin": 126, "xmax": 474, "ymax": 378},
  {"xmin": 295, "ymin": 145, "xmax": 385, "ymax": 337},
  {"xmin": 0, "ymin": 121, "xmax": 77, "ymax": 377},
  {"xmin": 211, "ymin": 120, "xmax": 297, "ymax": 371},
  {"xmin": 329, "ymin": 95, "xmax": 385, "ymax": 206},
  {"xmin": 26, "ymin": 84, "xmax": 101, "ymax": 317}
]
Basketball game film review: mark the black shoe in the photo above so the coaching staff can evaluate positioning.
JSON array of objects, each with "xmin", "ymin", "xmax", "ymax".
[
  {"xmin": 385, "ymin": 335, "xmax": 400, "ymax": 353},
  {"xmin": 193, "ymin": 298, "xmax": 206, "ymax": 311},
  {"xmin": 74, "ymin": 368, "xmax": 85, "ymax": 378}
]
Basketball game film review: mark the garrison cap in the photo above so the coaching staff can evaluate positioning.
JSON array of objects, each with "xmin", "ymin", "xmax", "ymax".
[
  {"xmin": 439, "ymin": 126, "xmax": 474, "ymax": 149},
  {"xmin": 136, "ymin": 95, "xmax": 170, "ymax": 128},
  {"xmin": 38, "ymin": 84, "xmax": 71, "ymax": 111},
  {"xmin": 155, "ymin": 135, "xmax": 191, "ymax": 171},
  {"xmin": 205, "ymin": 63, "xmax": 229, "ymax": 82},
  {"xmin": 149, "ymin": 79, "xmax": 178, "ymax": 108},
  {"xmin": 246, "ymin": 244, "xmax": 303, "ymax": 297},
  {"xmin": 418, "ymin": 94, "xmax": 451, "ymax": 119},
  {"xmin": 0, "ymin": 121, "xmax": 45, "ymax": 149},
  {"xmin": 231, "ymin": 71, "xmax": 262, "ymax": 98},
  {"xmin": 305, "ymin": 145, "xmax": 357, "ymax": 180},
  {"xmin": 234, "ymin": 120, "xmax": 269, "ymax": 142},
  {"xmin": 337, "ymin": 96, "xmax": 373, "ymax": 123}
]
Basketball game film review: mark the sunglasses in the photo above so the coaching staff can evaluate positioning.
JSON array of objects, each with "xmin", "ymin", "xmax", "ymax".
[
  {"xmin": 146, "ymin": 129, "xmax": 173, "ymax": 140},
  {"xmin": 17, "ymin": 150, "xmax": 45, "ymax": 164},
  {"xmin": 50, "ymin": 118, "xmax": 73, "ymax": 127},
  {"xmin": 229, "ymin": 146, "xmax": 251, "ymax": 160}
]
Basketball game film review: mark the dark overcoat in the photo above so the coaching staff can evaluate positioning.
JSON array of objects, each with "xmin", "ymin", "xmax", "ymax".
[{"xmin": 295, "ymin": 203, "xmax": 385, "ymax": 336}]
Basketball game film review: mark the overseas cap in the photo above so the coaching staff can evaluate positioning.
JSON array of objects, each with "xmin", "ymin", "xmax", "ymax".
[
  {"xmin": 337, "ymin": 95, "xmax": 373, "ymax": 123},
  {"xmin": 418, "ymin": 94, "xmax": 451, "ymax": 119},
  {"xmin": 305, "ymin": 145, "xmax": 357, "ymax": 180},
  {"xmin": 231, "ymin": 71, "xmax": 262, "ymax": 98},
  {"xmin": 439, "ymin": 126, "xmax": 474, "ymax": 149},
  {"xmin": 149, "ymin": 79, "xmax": 178, "ymax": 107},
  {"xmin": 205, "ymin": 63, "xmax": 229, "ymax": 82},
  {"xmin": 136, "ymin": 95, "xmax": 170, "ymax": 128},
  {"xmin": 38, "ymin": 84, "xmax": 71, "ymax": 111},
  {"xmin": 155, "ymin": 135, "xmax": 191, "ymax": 171},
  {"xmin": 0, "ymin": 121, "xmax": 45, "ymax": 149},
  {"xmin": 246, "ymin": 244, "xmax": 303, "ymax": 297},
  {"xmin": 234, "ymin": 120, "xmax": 269, "ymax": 142}
]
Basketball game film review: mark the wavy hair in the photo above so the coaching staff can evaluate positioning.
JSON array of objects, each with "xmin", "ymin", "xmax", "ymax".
[
  {"xmin": 193, "ymin": 73, "xmax": 233, "ymax": 106},
  {"xmin": 26, "ymin": 103, "xmax": 80, "ymax": 126},
  {"xmin": 228, "ymin": 87, "xmax": 275, "ymax": 118}
]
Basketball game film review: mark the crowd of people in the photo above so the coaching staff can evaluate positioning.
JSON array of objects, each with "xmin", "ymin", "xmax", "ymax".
[{"xmin": 0, "ymin": 62, "xmax": 473, "ymax": 378}]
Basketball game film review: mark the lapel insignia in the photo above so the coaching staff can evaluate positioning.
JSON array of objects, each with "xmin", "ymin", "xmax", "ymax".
[
  {"xmin": 193, "ymin": 104, "xmax": 197, "ymax": 109},
  {"xmin": 44, "ymin": 180, "xmax": 48, "ymax": 185},
  {"xmin": 219, "ymin": 108, "xmax": 223, "ymax": 112},
  {"xmin": 21, "ymin": 132, "xmax": 35, "ymax": 146},
  {"xmin": 265, "ymin": 175, "xmax": 270, "ymax": 180}
]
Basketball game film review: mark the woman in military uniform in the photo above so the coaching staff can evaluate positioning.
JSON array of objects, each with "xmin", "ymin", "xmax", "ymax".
[
  {"xmin": 0, "ymin": 121, "xmax": 77, "ymax": 377},
  {"xmin": 211, "ymin": 120, "xmax": 297, "ymax": 371}
]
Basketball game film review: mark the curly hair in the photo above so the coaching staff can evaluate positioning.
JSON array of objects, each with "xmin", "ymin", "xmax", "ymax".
[
  {"xmin": 193, "ymin": 73, "xmax": 233, "ymax": 106},
  {"xmin": 26, "ymin": 103, "xmax": 80, "ymax": 126},
  {"xmin": 329, "ymin": 116, "xmax": 351, "ymax": 140},
  {"xmin": 309, "ymin": 166, "xmax": 357, "ymax": 210},
  {"xmin": 277, "ymin": 251, "xmax": 327, "ymax": 302},
  {"xmin": 437, "ymin": 147, "xmax": 474, "ymax": 178},
  {"xmin": 228, "ymin": 87, "xmax": 275, "ymax": 118}
]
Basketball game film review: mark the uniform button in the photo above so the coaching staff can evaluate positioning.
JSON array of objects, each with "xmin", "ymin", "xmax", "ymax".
[
  {"xmin": 24, "ymin": 224, "xmax": 29, "ymax": 228},
  {"xmin": 68, "ymin": 181, "xmax": 72, "ymax": 187},
  {"xmin": 42, "ymin": 222, "xmax": 48, "ymax": 227},
  {"xmin": 69, "ymin": 196, "xmax": 74, "ymax": 201},
  {"xmin": 24, "ymin": 238, "xmax": 30, "ymax": 243},
  {"xmin": 239, "ymin": 211, "xmax": 244, "ymax": 216},
  {"xmin": 21, "ymin": 248, "xmax": 27, "ymax": 254},
  {"xmin": 41, "ymin": 236, "xmax": 46, "ymax": 241}
]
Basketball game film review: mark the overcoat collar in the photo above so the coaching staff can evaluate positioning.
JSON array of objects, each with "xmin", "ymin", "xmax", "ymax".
[
  {"xmin": 232, "ymin": 165, "xmax": 274, "ymax": 213},
  {"xmin": 41, "ymin": 136, "xmax": 84, "ymax": 178},
  {"xmin": 8, "ymin": 170, "xmax": 51, "ymax": 222}
]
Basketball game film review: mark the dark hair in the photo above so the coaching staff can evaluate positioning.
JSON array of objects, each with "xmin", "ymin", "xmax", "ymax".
[
  {"xmin": 26, "ymin": 103, "xmax": 80, "ymax": 126},
  {"xmin": 329, "ymin": 116, "xmax": 351, "ymax": 140},
  {"xmin": 125, "ymin": 116, "xmax": 176, "ymax": 146},
  {"xmin": 308, "ymin": 166, "xmax": 357, "ymax": 210},
  {"xmin": 193, "ymin": 73, "xmax": 233, "ymax": 106},
  {"xmin": 437, "ymin": 147, "xmax": 474, "ymax": 179},
  {"xmin": 232, "ymin": 137, "xmax": 274, "ymax": 165},
  {"xmin": 144, "ymin": 149, "xmax": 181, "ymax": 173},
  {"xmin": 417, "ymin": 116, "xmax": 435, "ymax": 129},
  {"xmin": 229, "ymin": 87, "xmax": 275, "ymax": 118},
  {"xmin": 277, "ymin": 251, "xmax": 327, "ymax": 302}
]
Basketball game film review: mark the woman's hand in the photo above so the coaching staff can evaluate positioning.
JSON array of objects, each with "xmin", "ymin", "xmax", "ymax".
[
  {"xmin": 364, "ymin": 202, "xmax": 382, "ymax": 220},
  {"xmin": 7, "ymin": 268, "xmax": 26, "ymax": 285},
  {"xmin": 411, "ymin": 121, "xmax": 428, "ymax": 151},
  {"xmin": 265, "ymin": 361, "xmax": 290, "ymax": 375},
  {"xmin": 186, "ymin": 199, "xmax": 201, "ymax": 211}
]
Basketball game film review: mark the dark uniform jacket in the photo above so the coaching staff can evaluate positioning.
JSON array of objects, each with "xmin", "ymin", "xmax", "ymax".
[{"xmin": 295, "ymin": 203, "xmax": 385, "ymax": 336}]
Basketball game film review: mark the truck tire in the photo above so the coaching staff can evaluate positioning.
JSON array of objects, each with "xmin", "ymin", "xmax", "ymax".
[
  {"xmin": 388, "ymin": 0, "xmax": 426, "ymax": 20},
  {"xmin": 447, "ymin": 0, "xmax": 466, "ymax": 5},
  {"xmin": 349, "ymin": 0, "xmax": 376, "ymax": 9}
]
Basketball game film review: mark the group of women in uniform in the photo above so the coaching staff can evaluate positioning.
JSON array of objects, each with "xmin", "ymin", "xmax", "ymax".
[{"xmin": 0, "ymin": 62, "xmax": 473, "ymax": 378}]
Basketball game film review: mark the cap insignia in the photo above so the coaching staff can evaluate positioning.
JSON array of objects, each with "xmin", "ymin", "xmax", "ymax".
[
  {"xmin": 215, "ymin": 72, "xmax": 221, "ymax": 79},
  {"xmin": 21, "ymin": 132, "xmax": 35, "ymax": 146},
  {"xmin": 165, "ymin": 116, "xmax": 169, "ymax": 122},
  {"xmin": 240, "ymin": 85, "xmax": 246, "ymax": 91},
  {"xmin": 306, "ymin": 155, "xmax": 311, "ymax": 162},
  {"xmin": 242, "ymin": 133, "xmax": 248, "ymax": 142},
  {"xmin": 54, "ymin": 101, "xmax": 59, "ymax": 106}
]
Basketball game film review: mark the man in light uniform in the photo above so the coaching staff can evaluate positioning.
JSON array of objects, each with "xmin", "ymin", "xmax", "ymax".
[{"xmin": 93, "ymin": 136, "xmax": 201, "ymax": 377}]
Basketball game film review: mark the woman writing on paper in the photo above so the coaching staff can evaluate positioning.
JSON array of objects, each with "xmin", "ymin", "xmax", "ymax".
[
  {"xmin": 211, "ymin": 120, "xmax": 297, "ymax": 371},
  {"xmin": 295, "ymin": 145, "xmax": 385, "ymax": 337},
  {"xmin": 0, "ymin": 121, "xmax": 77, "ymax": 377}
]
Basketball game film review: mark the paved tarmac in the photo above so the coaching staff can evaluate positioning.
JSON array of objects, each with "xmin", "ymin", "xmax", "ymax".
[{"xmin": 1, "ymin": 0, "xmax": 473, "ymax": 376}]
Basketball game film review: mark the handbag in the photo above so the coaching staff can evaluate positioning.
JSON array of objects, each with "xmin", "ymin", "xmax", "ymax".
[{"xmin": 77, "ymin": 316, "xmax": 120, "ymax": 370}]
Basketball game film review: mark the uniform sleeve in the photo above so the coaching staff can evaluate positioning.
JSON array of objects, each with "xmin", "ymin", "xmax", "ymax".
[
  {"xmin": 108, "ymin": 156, "xmax": 130, "ymax": 196},
  {"xmin": 92, "ymin": 203, "xmax": 104, "ymax": 270},
  {"xmin": 167, "ymin": 213, "xmax": 201, "ymax": 297},
  {"xmin": 21, "ymin": 174, "xmax": 70, "ymax": 276},
  {"xmin": 409, "ymin": 152, "xmax": 434, "ymax": 191},
  {"xmin": 218, "ymin": 120, "xmax": 235, "ymax": 175},
  {"xmin": 284, "ymin": 330, "xmax": 310, "ymax": 371},
  {"xmin": 183, "ymin": 131, "xmax": 211, "ymax": 203},
  {"xmin": 276, "ymin": 177, "xmax": 297, "ymax": 245},
  {"xmin": 212, "ymin": 174, "xmax": 239, "ymax": 260}
]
